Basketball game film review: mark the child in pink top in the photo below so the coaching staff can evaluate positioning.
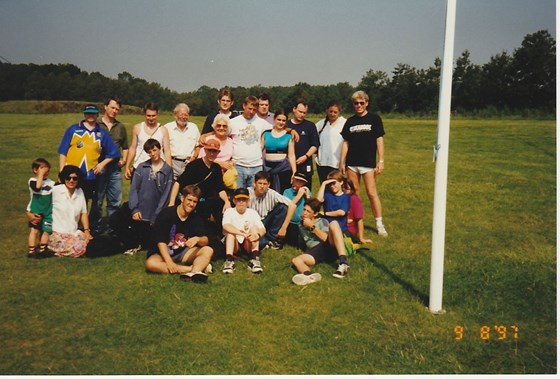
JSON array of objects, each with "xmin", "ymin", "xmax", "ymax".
[{"xmin": 346, "ymin": 181, "xmax": 372, "ymax": 244}]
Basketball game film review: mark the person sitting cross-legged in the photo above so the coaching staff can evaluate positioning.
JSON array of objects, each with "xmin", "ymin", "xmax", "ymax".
[
  {"xmin": 291, "ymin": 197, "xmax": 351, "ymax": 285},
  {"xmin": 145, "ymin": 185, "xmax": 213, "ymax": 283}
]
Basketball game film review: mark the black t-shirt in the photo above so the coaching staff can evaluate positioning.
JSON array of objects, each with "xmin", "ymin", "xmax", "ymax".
[
  {"xmin": 151, "ymin": 206, "xmax": 205, "ymax": 257},
  {"xmin": 201, "ymin": 110, "xmax": 238, "ymax": 135},
  {"xmin": 176, "ymin": 158, "xmax": 225, "ymax": 199},
  {"xmin": 340, "ymin": 113, "xmax": 385, "ymax": 168},
  {"xmin": 286, "ymin": 119, "xmax": 320, "ymax": 174}
]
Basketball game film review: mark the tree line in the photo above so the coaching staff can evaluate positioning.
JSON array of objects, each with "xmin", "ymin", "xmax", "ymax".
[{"xmin": 0, "ymin": 30, "xmax": 554, "ymax": 116}]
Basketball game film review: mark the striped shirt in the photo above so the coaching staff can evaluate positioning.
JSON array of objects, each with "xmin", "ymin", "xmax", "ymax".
[{"xmin": 248, "ymin": 187, "xmax": 291, "ymax": 219}]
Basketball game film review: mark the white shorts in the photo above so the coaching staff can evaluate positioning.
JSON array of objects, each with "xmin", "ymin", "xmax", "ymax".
[{"xmin": 348, "ymin": 165, "xmax": 374, "ymax": 175}]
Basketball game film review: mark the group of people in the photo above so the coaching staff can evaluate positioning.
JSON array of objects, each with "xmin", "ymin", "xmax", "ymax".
[{"xmin": 25, "ymin": 89, "xmax": 387, "ymax": 285}]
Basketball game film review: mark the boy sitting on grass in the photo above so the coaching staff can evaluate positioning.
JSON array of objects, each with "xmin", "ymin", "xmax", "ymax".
[
  {"xmin": 316, "ymin": 169, "xmax": 352, "ymax": 278},
  {"xmin": 291, "ymin": 197, "xmax": 351, "ymax": 285},
  {"xmin": 222, "ymin": 188, "xmax": 267, "ymax": 274}
]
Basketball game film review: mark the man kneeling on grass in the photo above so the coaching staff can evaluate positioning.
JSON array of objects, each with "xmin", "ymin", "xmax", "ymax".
[
  {"xmin": 222, "ymin": 188, "xmax": 266, "ymax": 274},
  {"xmin": 291, "ymin": 197, "xmax": 350, "ymax": 285},
  {"xmin": 145, "ymin": 185, "xmax": 213, "ymax": 283}
]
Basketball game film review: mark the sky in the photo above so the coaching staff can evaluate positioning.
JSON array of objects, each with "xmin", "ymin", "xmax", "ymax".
[{"xmin": 0, "ymin": 0, "xmax": 556, "ymax": 93}]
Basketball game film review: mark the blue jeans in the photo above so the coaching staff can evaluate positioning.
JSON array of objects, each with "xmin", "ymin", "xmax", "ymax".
[
  {"xmin": 92, "ymin": 162, "xmax": 123, "ymax": 230},
  {"xmin": 235, "ymin": 165, "xmax": 262, "ymax": 189},
  {"xmin": 259, "ymin": 203, "xmax": 288, "ymax": 250}
]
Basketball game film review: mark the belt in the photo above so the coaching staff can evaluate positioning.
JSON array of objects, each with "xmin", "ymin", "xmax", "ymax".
[{"xmin": 172, "ymin": 156, "xmax": 190, "ymax": 162}]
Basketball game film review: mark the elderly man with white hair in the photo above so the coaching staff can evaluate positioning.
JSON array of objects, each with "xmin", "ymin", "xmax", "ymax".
[{"xmin": 164, "ymin": 103, "xmax": 200, "ymax": 179}]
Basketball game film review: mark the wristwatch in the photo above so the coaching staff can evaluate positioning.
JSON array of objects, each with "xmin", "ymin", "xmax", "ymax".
[{"xmin": 310, "ymin": 225, "xmax": 316, "ymax": 231}]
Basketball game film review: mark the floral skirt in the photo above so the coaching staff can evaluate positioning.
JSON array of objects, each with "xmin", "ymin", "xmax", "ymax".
[{"xmin": 48, "ymin": 231, "xmax": 88, "ymax": 258}]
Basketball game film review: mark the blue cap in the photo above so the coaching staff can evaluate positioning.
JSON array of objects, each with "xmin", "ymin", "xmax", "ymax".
[{"xmin": 83, "ymin": 104, "xmax": 99, "ymax": 114}]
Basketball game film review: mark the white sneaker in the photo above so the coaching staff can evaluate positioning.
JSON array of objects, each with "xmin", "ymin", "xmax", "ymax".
[
  {"xmin": 292, "ymin": 273, "xmax": 322, "ymax": 286},
  {"xmin": 222, "ymin": 260, "xmax": 235, "ymax": 274},
  {"xmin": 248, "ymin": 258, "xmax": 263, "ymax": 274},
  {"xmin": 376, "ymin": 223, "xmax": 388, "ymax": 237},
  {"xmin": 333, "ymin": 263, "xmax": 349, "ymax": 278},
  {"xmin": 123, "ymin": 245, "xmax": 141, "ymax": 256},
  {"xmin": 204, "ymin": 263, "xmax": 213, "ymax": 274}
]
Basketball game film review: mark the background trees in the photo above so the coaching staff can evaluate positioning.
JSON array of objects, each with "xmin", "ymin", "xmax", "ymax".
[{"xmin": 0, "ymin": 30, "xmax": 554, "ymax": 116}]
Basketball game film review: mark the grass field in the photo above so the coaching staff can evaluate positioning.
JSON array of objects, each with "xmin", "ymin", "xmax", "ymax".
[{"xmin": 0, "ymin": 113, "xmax": 556, "ymax": 375}]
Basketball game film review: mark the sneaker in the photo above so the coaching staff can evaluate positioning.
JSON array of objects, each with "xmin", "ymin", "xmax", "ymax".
[
  {"xmin": 204, "ymin": 263, "xmax": 213, "ymax": 274},
  {"xmin": 248, "ymin": 258, "xmax": 263, "ymax": 274},
  {"xmin": 180, "ymin": 272, "xmax": 208, "ymax": 283},
  {"xmin": 222, "ymin": 260, "xmax": 235, "ymax": 274},
  {"xmin": 333, "ymin": 263, "xmax": 349, "ymax": 278},
  {"xmin": 292, "ymin": 273, "xmax": 322, "ymax": 286},
  {"xmin": 123, "ymin": 245, "xmax": 141, "ymax": 256},
  {"xmin": 376, "ymin": 223, "xmax": 388, "ymax": 237},
  {"xmin": 266, "ymin": 240, "xmax": 283, "ymax": 250}
]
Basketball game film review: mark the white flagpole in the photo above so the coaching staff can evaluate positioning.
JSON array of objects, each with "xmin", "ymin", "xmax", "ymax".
[{"xmin": 429, "ymin": 0, "xmax": 457, "ymax": 314}]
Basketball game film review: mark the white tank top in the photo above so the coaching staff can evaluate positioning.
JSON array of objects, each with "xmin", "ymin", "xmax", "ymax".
[{"xmin": 133, "ymin": 122, "xmax": 165, "ymax": 168}]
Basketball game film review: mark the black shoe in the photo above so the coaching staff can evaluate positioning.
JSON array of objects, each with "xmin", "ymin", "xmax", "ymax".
[{"xmin": 180, "ymin": 272, "xmax": 209, "ymax": 283}]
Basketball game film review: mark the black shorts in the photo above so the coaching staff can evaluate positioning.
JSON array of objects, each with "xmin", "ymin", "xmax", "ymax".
[{"xmin": 306, "ymin": 242, "xmax": 338, "ymax": 264}]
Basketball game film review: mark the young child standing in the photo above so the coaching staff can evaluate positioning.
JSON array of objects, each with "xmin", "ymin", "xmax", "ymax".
[
  {"xmin": 26, "ymin": 158, "xmax": 54, "ymax": 258},
  {"xmin": 345, "ymin": 181, "xmax": 373, "ymax": 244},
  {"xmin": 291, "ymin": 197, "xmax": 350, "ymax": 285},
  {"xmin": 222, "ymin": 188, "xmax": 266, "ymax": 274}
]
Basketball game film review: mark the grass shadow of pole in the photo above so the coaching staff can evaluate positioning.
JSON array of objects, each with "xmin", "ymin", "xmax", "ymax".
[{"xmin": 359, "ymin": 250, "xmax": 430, "ymax": 307}]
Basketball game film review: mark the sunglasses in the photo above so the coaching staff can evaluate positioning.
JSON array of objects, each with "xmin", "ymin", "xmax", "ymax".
[
  {"xmin": 353, "ymin": 101, "xmax": 366, "ymax": 105},
  {"xmin": 65, "ymin": 176, "xmax": 79, "ymax": 182}
]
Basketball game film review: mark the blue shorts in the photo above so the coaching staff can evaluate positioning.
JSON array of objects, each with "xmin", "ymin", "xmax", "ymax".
[{"xmin": 306, "ymin": 242, "xmax": 338, "ymax": 264}]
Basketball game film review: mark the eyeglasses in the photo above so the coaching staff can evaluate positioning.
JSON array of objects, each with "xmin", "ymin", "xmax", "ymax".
[
  {"xmin": 66, "ymin": 176, "xmax": 79, "ymax": 182},
  {"xmin": 353, "ymin": 101, "xmax": 366, "ymax": 105},
  {"xmin": 215, "ymin": 124, "xmax": 228, "ymax": 128}
]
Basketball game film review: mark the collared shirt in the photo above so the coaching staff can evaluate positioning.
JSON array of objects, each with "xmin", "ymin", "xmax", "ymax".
[
  {"xmin": 51, "ymin": 184, "xmax": 87, "ymax": 234},
  {"xmin": 164, "ymin": 121, "xmax": 200, "ymax": 160},
  {"xmin": 247, "ymin": 187, "xmax": 291, "ymax": 219},
  {"xmin": 57, "ymin": 121, "xmax": 120, "ymax": 180},
  {"xmin": 97, "ymin": 117, "xmax": 129, "ymax": 152}
]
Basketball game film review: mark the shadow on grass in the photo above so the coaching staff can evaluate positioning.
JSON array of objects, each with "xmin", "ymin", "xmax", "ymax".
[{"xmin": 359, "ymin": 250, "xmax": 429, "ymax": 307}]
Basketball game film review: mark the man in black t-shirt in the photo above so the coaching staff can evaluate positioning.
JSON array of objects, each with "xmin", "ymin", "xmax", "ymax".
[
  {"xmin": 145, "ymin": 185, "xmax": 213, "ymax": 282},
  {"xmin": 286, "ymin": 100, "xmax": 320, "ymax": 190}
]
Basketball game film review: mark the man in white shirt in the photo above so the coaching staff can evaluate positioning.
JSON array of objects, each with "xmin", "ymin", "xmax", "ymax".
[
  {"xmin": 164, "ymin": 103, "xmax": 200, "ymax": 179},
  {"xmin": 229, "ymin": 95, "xmax": 272, "ymax": 188}
]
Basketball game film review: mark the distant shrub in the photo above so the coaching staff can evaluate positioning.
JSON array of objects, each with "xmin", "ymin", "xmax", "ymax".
[{"xmin": 0, "ymin": 100, "xmax": 143, "ymax": 115}]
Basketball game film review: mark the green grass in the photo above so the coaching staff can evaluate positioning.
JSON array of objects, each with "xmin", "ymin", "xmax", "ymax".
[{"xmin": 0, "ymin": 114, "xmax": 555, "ymax": 374}]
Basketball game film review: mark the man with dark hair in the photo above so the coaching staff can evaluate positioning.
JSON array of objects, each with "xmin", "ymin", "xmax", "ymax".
[
  {"xmin": 201, "ymin": 87, "xmax": 238, "ymax": 135},
  {"xmin": 248, "ymin": 170, "xmax": 296, "ymax": 250},
  {"xmin": 125, "ymin": 102, "xmax": 172, "ymax": 179},
  {"xmin": 92, "ymin": 96, "xmax": 129, "ymax": 234},
  {"xmin": 257, "ymin": 93, "xmax": 274, "ymax": 124},
  {"xmin": 286, "ymin": 99, "xmax": 320, "ymax": 190},
  {"xmin": 145, "ymin": 185, "xmax": 213, "ymax": 283}
]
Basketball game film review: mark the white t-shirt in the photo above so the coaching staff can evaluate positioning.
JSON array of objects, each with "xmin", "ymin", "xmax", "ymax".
[
  {"xmin": 315, "ymin": 116, "xmax": 347, "ymax": 168},
  {"xmin": 51, "ymin": 185, "xmax": 87, "ymax": 234},
  {"xmin": 164, "ymin": 121, "xmax": 200, "ymax": 160},
  {"xmin": 222, "ymin": 207, "xmax": 265, "ymax": 243},
  {"xmin": 229, "ymin": 115, "xmax": 272, "ymax": 167}
]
